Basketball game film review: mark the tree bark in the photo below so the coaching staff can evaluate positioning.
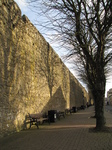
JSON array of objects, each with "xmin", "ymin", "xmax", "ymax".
[
  {"xmin": 92, "ymin": 78, "xmax": 106, "ymax": 130},
  {"xmin": 95, "ymin": 93, "xmax": 106, "ymax": 129}
]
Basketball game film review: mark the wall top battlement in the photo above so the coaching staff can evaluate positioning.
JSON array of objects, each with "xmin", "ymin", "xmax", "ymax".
[
  {"xmin": 0, "ymin": 0, "xmax": 33, "ymax": 25},
  {"xmin": 0, "ymin": 0, "xmax": 47, "ymax": 45},
  {"xmin": 0, "ymin": 0, "xmax": 29, "ymax": 22}
]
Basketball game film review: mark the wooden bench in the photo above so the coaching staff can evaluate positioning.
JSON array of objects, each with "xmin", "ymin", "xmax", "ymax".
[
  {"xmin": 57, "ymin": 111, "xmax": 65, "ymax": 120},
  {"xmin": 65, "ymin": 108, "xmax": 74, "ymax": 114},
  {"xmin": 25, "ymin": 113, "xmax": 50, "ymax": 129}
]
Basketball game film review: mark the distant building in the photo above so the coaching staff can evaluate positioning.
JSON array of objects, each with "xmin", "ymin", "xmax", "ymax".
[{"xmin": 107, "ymin": 88, "xmax": 112, "ymax": 105}]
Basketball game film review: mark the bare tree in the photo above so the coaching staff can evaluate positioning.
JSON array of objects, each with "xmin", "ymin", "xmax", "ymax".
[{"xmin": 27, "ymin": 0, "xmax": 112, "ymax": 130}]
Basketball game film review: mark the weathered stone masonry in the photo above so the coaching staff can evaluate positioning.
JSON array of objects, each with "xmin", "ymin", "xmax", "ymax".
[{"xmin": 0, "ymin": 0, "xmax": 88, "ymax": 137}]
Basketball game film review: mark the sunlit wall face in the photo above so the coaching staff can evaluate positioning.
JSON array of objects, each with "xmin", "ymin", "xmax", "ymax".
[{"xmin": 0, "ymin": 0, "xmax": 89, "ymax": 137}]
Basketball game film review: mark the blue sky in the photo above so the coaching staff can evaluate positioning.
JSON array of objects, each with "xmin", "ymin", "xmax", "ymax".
[{"xmin": 14, "ymin": 0, "xmax": 112, "ymax": 97}]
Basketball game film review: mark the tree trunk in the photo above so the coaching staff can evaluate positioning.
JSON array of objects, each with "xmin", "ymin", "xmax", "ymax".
[
  {"xmin": 92, "ymin": 80, "xmax": 106, "ymax": 130},
  {"xmin": 95, "ymin": 94, "xmax": 106, "ymax": 129}
]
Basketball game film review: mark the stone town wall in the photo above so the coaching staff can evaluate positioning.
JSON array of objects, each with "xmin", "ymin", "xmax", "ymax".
[
  {"xmin": 0, "ymin": 0, "xmax": 88, "ymax": 137},
  {"xmin": 107, "ymin": 88, "xmax": 112, "ymax": 105}
]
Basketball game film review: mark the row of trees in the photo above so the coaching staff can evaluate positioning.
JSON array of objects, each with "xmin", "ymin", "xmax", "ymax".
[{"xmin": 26, "ymin": 0, "xmax": 112, "ymax": 130}]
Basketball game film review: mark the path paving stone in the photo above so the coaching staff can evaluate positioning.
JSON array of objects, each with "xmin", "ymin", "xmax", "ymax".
[{"xmin": 0, "ymin": 106, "xmax": 112, "ymax": 150}]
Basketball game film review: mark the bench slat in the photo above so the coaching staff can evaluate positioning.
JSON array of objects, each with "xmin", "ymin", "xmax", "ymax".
[{"xmin": 25, "ymin": 113, "xmax": 50, "ymax": 129}]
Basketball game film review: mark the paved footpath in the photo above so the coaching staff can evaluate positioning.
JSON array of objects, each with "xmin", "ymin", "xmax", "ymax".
[{"xmin": 0, "ymin": 106, "xmax": 112, "ymax": 150}]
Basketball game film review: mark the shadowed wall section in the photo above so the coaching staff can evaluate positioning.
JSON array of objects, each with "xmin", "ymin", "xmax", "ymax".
[{"xmin": 0, "ymin": 0, "xmax": 89, "ymax": 137}]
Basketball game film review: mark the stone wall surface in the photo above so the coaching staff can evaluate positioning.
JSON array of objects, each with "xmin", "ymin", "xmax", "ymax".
[{"xmin": 0, "ymin": 0, "xmax": 89, "ymax": 137}]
